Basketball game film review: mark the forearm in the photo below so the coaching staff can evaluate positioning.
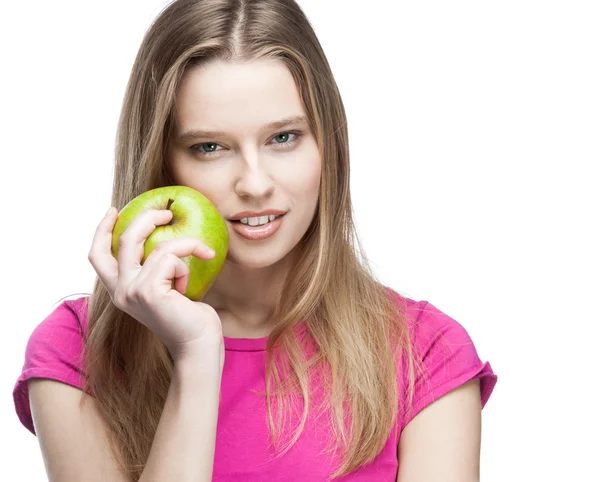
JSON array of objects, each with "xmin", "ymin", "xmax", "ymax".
[{"xmin": 139, "ymin": 342, "xmax": 223, "ymax": 482}]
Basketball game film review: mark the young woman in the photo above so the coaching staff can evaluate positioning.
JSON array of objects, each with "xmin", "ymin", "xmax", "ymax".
[{"xmin": 13, "ymin": 0, "xmax": 497, "ymax": 480}]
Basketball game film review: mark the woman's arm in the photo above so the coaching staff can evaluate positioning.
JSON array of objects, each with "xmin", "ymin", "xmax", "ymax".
[
  {"xmin": 141, "ymin": 342, "xmax": 223, "ymax": 481},
  {"xmin": 29, "ymin": 340, "xmax": 223, "ymax": 482},
  {"xmin": 396, "ymin": 378, "xmax": 482, "ymax": 482}
]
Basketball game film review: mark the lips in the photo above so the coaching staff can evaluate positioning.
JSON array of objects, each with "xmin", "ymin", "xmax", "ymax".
[
  {"xmin": 229, "ymin": 213, "xmax": 285, "ymax": 241},
  {"xmin": 228, "ymin": 209, "xmax": 287, "ymax": 221}
]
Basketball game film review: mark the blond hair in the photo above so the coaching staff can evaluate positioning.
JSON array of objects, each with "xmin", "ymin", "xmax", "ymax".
[{"xmin": 79, "ymin": 0, "xmax": 423, "ymax": 479}]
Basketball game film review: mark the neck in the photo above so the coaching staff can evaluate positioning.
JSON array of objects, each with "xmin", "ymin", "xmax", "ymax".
[{"xmin": 202, "ymin": 250, "xmax": 296, "ymax": 338}]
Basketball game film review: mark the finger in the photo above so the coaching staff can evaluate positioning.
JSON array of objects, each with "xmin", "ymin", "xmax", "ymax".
[
  {"xmin": 141, "ymin": 237, "xmax": 216, "ymax": 273},
  {"xmin": 173, "ymin": 261, "xmax": 190, "ymax": 295},
  {"xmin": 117, "ymin": 209, "xmax": 173, "ymax": 282},
  {"xmin": 88, "ymin": 207, "xmax": 119, "ymax": 294},
  {"xmin": 135, "ymin": 237, "xmax": 215, "ymax": 297},
  {"xmin": 145, "ymin": 253, "xmax": 191, "ymax": 296}
]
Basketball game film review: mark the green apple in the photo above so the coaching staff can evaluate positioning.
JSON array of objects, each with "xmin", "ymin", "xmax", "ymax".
[{"xmin": 111, "ymin": 185, "xmax": 228, "ymax": 301}]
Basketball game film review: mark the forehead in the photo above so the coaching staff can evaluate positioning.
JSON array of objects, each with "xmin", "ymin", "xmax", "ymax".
[{"xmin": 173, "ymin": 58, "xmax": 306, "ymax": 131}]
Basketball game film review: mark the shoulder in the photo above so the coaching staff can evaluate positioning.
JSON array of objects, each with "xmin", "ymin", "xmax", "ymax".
[
  {"xmin": 27, "ymin": 297, "xmax": 90, "ymax": 357},
  {"xmin": 385, "ymin": 288, "xmax": 498, "ymax": 432},
  {"xmin": 30, "ymin": 295, "xmax": 89, "ymax": 337},
  {"xmin": 13, "ymin": 295, "xmax": 91, "ymax": 435},
  {"xmin": 386, "ymin": 287, "xmax": 485, "ymax": 361},
  {"xmin": 26, "ymin": 295, "xmax": 90, "ymax": 357},
  {"xmin": 386, "ymin": 287, "xmax": 470, "ymax": 344}
]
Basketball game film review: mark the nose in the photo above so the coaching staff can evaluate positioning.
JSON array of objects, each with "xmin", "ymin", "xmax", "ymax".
[{"xmin": 234, "ymin": 153, "xmax": 275, "ymax": 200}]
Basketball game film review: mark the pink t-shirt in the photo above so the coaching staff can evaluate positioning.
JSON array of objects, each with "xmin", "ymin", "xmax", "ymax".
[{"xmin": 13, "ymin": 290, "xmax": 497, "ymax": 480}]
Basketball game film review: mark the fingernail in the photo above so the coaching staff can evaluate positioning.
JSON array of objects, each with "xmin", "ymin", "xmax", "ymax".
[{"xmin": 105, "ymin": 207, "xmax": 114, "ymax": 217}]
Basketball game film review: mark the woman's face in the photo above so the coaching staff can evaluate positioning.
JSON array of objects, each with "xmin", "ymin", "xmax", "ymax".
[{"xmin": 167, "ymin": 58, "xmax": 321, "ymax": 269}]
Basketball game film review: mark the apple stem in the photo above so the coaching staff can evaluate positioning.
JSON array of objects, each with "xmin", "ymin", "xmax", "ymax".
[{"xmin": 166, "ymin": 198, "xmax": 175, "ymax": 225}]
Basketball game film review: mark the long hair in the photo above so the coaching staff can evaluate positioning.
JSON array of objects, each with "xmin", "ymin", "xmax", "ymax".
[{"xmin": 79, "ymin": 0, "xmax": 424, "ymax": 479}]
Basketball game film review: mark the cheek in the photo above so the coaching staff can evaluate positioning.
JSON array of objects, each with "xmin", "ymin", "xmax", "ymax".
[
  {"xmin": 303, "ymin": 156, "xmax": 322, "ymax": 200},
  {"xmin": 279, "ymin": 149, "xmax": 322, "ymax": 198},
  {"xmin": 169, "ymin": 152, "xmax": 192, "ymax": 186},
  {"xmin": 170, "ymin": 158, "xmax": 226, "ymax": 207}
]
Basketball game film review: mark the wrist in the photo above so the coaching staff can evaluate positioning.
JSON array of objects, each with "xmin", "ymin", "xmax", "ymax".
[
  {"xmin": 171, "ymin": 337, "xmax": 224, "ymax": 375},
  {"xmin": 167, "ymin": 333, "xmax": 223, "ymax": 359}
]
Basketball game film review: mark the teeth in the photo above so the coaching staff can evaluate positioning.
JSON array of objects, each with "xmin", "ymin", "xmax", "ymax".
[{"xmin": 240, "ymin": 215, "xmax": 278, "ymax": 226}]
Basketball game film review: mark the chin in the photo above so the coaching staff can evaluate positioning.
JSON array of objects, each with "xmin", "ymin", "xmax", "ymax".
[{"xmin": 226, "ymin": 243, "xmax": 295, "ymax": 269}]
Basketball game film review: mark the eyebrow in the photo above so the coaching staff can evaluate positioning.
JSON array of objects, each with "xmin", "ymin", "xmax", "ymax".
[{"xmin": 176, "ymin": 115, "xmax": 308, "ymax": 143}]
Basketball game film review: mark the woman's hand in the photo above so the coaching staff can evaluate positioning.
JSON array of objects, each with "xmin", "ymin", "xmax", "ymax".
[{"xmin": 87, "ymin": 207, "xmax": 224, "ymax": 362}]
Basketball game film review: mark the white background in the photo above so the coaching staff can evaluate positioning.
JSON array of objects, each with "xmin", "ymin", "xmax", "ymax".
[{"xmin": 1, "ymin": 1, "xmax": 598, "ymax": 480}]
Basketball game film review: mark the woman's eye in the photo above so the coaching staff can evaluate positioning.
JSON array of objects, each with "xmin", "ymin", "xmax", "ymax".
[
  {"xmin": 191, "ymin": 142, "xmax": 221, "ymax": 155},
  {"xmin": 271, "ymin": 131, "xmax": 301, "ymax": 147},
  {"xmin": 273, "ymin": 132, "xmax": 293, "ymax": 144},
  {"xmin": 189, "ymin": 131, "xmax": 302, "ymax": 158}
]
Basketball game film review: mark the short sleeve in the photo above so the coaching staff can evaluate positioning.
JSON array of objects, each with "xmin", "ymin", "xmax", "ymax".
[
  {"xmin": 13, "ymin": 297, "xmax": 89, "ymax": 435},
  {"xmin": 399, "ymin": 299, "xmax": 498, "ymax": 432}
]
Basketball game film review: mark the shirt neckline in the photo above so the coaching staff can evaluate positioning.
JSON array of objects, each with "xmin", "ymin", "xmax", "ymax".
[
  {"xmin": 222, "ymin": 322, "xmax": 308, "ymax": 352},
  {"xmin": 223, "ymin": 335, "xmax": 268, "ymax": 352}
]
